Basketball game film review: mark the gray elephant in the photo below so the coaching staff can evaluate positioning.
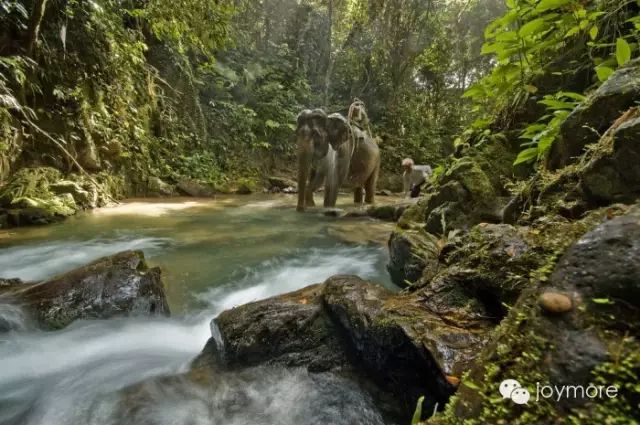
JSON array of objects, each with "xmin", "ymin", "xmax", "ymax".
[{"xmin": 295, "ymin": 109, "xmax": 380, "ymax": 212}]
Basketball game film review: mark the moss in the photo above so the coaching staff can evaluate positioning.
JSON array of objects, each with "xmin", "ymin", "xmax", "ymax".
[
  {"xmin": 567, "ymin": 339, "xmax": 640, "ymax": 425},
  {"xmin": 443, "ymin": 158, "xmax": 495, "ymax": 205},
  {"xmin": 428, "ymin": 290, "xmax": 558, "ymax": 425}
]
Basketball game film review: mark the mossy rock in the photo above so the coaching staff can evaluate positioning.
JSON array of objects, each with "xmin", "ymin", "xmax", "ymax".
[
  {"xmin": 548, "ymin": 58, "xmax": 640, "ymax": 170},
  {"xmin": 431, "ymin": 204, "xmax": 640, "ymax": 425},
  {"xmin": 387, "ymin": 227, "xmax": 440, "ymax": 288}
]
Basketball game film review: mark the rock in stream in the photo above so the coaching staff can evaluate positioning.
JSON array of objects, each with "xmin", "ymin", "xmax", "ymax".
[{"xmin": 0, "ymin": 250, "xmax": 169, "ymax": 330}]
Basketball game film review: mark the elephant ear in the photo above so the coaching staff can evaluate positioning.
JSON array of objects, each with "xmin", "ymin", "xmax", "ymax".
[{"xmin": 327, "ymin": 113, "xmax": 349, "ymax": 150}]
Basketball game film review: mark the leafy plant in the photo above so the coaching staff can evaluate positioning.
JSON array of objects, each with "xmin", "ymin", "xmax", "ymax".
[{"xmin": 514, "ymin": 91, "xmax": 585, "ymax": 165}]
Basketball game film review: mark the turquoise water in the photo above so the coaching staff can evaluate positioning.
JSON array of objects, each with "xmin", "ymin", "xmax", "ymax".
[{"xmin": 0, "ymin": 195, "xmax": 397, "ymax": 425}]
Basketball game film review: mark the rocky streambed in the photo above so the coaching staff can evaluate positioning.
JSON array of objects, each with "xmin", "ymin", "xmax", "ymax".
[{"xmin": 1, "ymin": 192, "xmax": 639, "ymax": 425}]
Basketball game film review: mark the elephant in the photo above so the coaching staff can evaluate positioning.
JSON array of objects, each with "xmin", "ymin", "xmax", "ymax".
[{"xmin": 295, "ymin": 109, "xmax": 380, "ymax": 212}]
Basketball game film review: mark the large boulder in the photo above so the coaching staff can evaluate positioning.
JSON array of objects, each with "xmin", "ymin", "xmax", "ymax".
[
  {"xmin": 0, "ymin": 250, "xmax": 169, "ymax": 330},
  {"xmin": 323, "ymin": 276, "xmax": 475, "ymax": 395},
  {"xmin": 387, "ymin": 227, "xmax": 440, "ymax": 287},
  {"xmin": 267, "ymin": 176, "xmax": 297, "ymax": 193},
  {"xmin": 208, "ymin": 284, "xmax": 348, "ymax": 372},
  {"xmin": 435, "ymin": 205, "xmax": 640, "ymax": 424},
  {"xmin": 397, "ymin": 151, "xmax": 509, "ymax": 236},
  {"xmin": 548, "ymin": 59, "xmax": 640, "ymax": 169},
  {"xmin": 147, "ymin": 176, "xmax": 175, "ymax": 197},
  {"xmin": 176, "ymin": 178, "xmax": 216, "ymax": 197},
  {"xmin": 200, "ymin": 276, "xmax": 484, "ymax": 420}
]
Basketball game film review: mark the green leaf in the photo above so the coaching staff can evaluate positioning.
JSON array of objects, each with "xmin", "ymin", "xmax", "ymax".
[
  {"xmin": 592, "ymin": 298, "xmax": 614, "ymax": 305},
  {"xmin": 264, "ymin": 119, "xmax": 280, "ymax": 129},
  {"xmin": 536, "ymin": 0, "xmax": 572, "ymax": 12},
  {"xmin": 589, "ymin": 25, "xmax": 598, "ymax": 41},
  {"xmin": 514, "ymin": 147, "xmax": 539, "ymax": 165},
  {"xmin": 463, "ymin": 381, "xmax": 481, "ymax": 391},
  {"xmin": 616, "ymin": 38, "xmax": 632, "ymax": 67},
  {"xmin": 595, "ymin": 66, "xmax": 614, "ymax": 82},
  {"xmin": 411, "ymin": 396, "xmax": 425, "ymax": 425},
  {"xmin": 519, "ymin": 18, "xmax": 547, "ymax": 38}
]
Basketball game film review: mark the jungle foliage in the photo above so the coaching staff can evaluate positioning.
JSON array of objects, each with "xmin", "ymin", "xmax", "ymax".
[
  {"xmin": 2, "ymin": 0, "xmax": 638, "ymax": 191},
  {"xmin": 1, "ymin": 0, "xmax": 506, "ymax": 189},
  {"xmin": 463, "ymin": 0, "xmax": 640, "ymax": 165}
]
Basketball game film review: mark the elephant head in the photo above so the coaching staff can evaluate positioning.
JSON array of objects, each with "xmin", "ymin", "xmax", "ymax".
[
  {"xmin": 296, "ymin": 109, "xmax": 329, "ymax": 162},
  {"xmin": 326, "ymin": 113, "xmax": 351, "ymax": 151}
]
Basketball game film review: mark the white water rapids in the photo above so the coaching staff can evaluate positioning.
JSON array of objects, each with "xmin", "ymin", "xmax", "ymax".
[{"xmin": 0, "ymin": 198, "xmax": 394, "ymax": 425}]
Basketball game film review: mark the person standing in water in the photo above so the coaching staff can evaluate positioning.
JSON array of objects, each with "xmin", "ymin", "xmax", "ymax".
[{"xmin": 402, "ymin": 158, "xmax": 432, "ymax": 198}]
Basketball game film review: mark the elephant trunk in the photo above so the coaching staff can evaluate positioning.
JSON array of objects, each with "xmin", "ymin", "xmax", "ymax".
[
  {"xmin": 323, "ymin": 148, "xmax": 339, "ymax": 208},
  {"xmin": 296, "ymin": 131, "xmax": 312, "ymax": 212}
]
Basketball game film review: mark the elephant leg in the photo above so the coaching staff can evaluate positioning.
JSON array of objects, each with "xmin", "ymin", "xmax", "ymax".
[
  {"xmin": 354, "ymin": 187, "xmax": 364, "ymax": 204},
  {"xmin": 364, "ymin": 163, "xmax": 379, "ymax": 204},
  {"xmin": 324, "ymin": 184, "xmax": 339, "ymax": 208}
]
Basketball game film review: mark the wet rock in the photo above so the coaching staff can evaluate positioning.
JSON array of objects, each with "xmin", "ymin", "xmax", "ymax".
[
  {"xmin": 539, "ymin": 291, "xmax": 573, "ymax": 314},
  {"xmin": 397, "ymin": 157, "xmax": 505, "ymax": 235},
  {"xmin": 387, "ymin": 228, "xmax": 440, "ymax": 288},
  {"xmin": 267, "ymin": 176, "xmax": 297, "ymax": 191},
  {"xmin": 147, "ymin": 177, "xmax": 175, "ymax": 197},
  {"xmin": 343, "ymin": 209, "xmax": 369, "ymax": 218},
  {"xmin": 176, "ymin": 178, "xmax": 215, "ymax": 197},
  {"xmin": 1, "ymin": 250, "xmax": 169, "ymax": 330},
  {"xmin": 410, "ymin": 222, "xmax": 537, "ymax": 335},
  {"xmin": 323, "ymin": 276, "xmax": 458, "ymax": 410},
  {"xmin": 6, "ymin": 206, "xmax": 65, "ymax": 226},
  {"xmin": 210, "ymin": 284, "xmax": 348, "ymax": 372},
  {"xmin": 367, "ymin": 202, "xmax": 412, "ymax": 222},
  {"xmin": 205, "ymin": 276, "xmax": 466, "ymax": 419},
  {"xmin": 548, "ymin": 59, "xmax": 640, "ymax": 169}
]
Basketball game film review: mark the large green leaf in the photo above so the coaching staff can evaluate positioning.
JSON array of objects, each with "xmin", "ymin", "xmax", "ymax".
[
  {"xmin": 536, "ymin": 0, "xmax": 573, "ymax": 12},
  {"xmin": 616, "ymin": 38, "xmax": 632, "ymax": 67},
  {"xmin": 514, "ymin": 147, "xmax": 539, "ymax": 165},
  {"xmin": 519, "ymin": 18, "xmax": 547, "ymax": 38}
]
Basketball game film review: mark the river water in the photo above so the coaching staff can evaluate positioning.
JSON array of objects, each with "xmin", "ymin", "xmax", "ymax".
[{"xmin": 0, "ymin": 195, "xmax": 397, "ymax": 425}]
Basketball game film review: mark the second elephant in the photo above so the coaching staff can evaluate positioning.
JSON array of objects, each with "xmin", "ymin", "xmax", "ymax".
[{"xmin": 296, "ymin": 110, "xmax": 380, "ymax": 212}]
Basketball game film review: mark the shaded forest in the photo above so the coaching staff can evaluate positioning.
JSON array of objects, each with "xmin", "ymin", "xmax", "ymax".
[{"xmin": 1, "ymin": 0, "xmax": 640, "ymax": 424}]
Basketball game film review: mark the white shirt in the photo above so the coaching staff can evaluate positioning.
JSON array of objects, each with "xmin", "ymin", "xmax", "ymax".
[{"xmin": 403, "ymin": 165, "xmax": 432, "ymax": 196}]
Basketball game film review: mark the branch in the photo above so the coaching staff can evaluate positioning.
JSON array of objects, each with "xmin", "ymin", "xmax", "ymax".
[{"xmin": 20, "ymin": 114, "xmax": 119, "ymax": 204}]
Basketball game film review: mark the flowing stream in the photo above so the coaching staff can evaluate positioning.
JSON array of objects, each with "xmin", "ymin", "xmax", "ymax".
[{"xmin": 0, "ymin": 195, "xmax": 397, "ymax": 425}]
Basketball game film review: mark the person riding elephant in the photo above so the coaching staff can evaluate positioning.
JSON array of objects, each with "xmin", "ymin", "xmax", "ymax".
[{"xmin": 296, "ymin": 109, "xmax": 380, "ymax": 212}]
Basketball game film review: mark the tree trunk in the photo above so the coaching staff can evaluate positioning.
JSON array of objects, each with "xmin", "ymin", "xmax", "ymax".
[
  {"xmin": 323, "ymin": 0, "xmax": 333, "ymax": 108},
  {"xmin": 25, "ymin": 0, "xmax": 49, "ymax": 57}
]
